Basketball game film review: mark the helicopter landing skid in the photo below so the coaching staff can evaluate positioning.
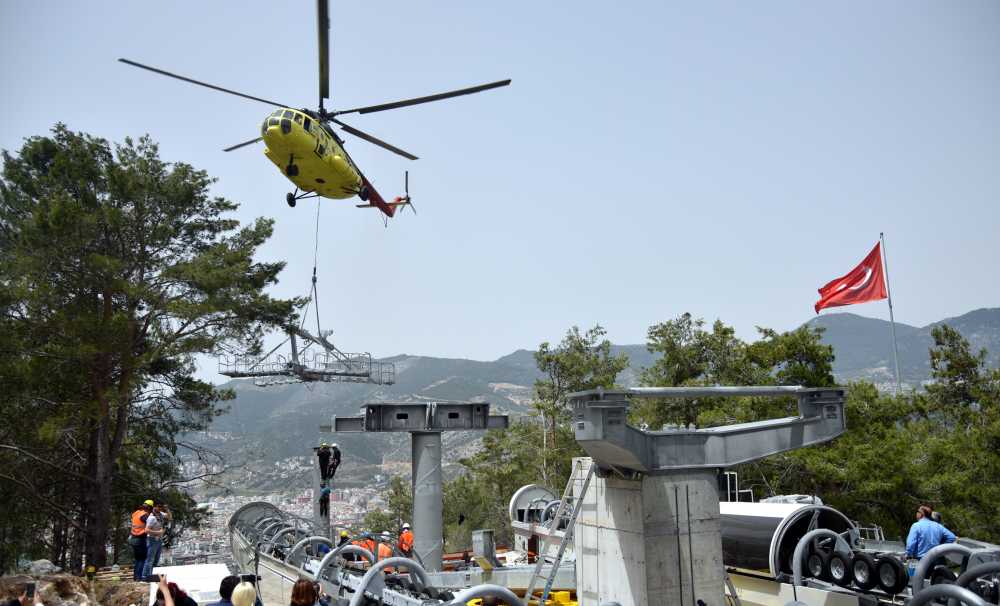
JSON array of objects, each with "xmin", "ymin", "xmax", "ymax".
[{"xmin": 286, "ymin": 188, "xmax": 319, "ymax": 208}]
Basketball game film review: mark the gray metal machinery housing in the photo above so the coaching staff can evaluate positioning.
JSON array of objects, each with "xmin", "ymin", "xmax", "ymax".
[{"xmin": 568, "ymin": 386, "xmax": 847, "ymax": 606}]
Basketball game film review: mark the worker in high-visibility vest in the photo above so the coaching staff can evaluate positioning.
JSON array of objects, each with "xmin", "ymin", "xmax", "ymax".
[
  {"xmin": 398, "ymin": 523, "xmax": 414, "ymax": 558},
  {"xmin": 129, "ymin": 499, "xmax": 154, "ymax": 580},
  {"xmin": 377, "ymin": 531, "xmax": 394, "ymax": 572},
  {"xmin": 350, "ymin": 533, "xmax": 377, "ymax": 564}
]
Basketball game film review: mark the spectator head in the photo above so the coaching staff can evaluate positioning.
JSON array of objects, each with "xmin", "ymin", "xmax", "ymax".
[
  {"xmin": 156, "ymin": 582, "xmax": 189, "ymax": 605},
  {"xmin": 219, "ymin": 575, "xmax": 241, "ymax": 601},
  {"xmin": 290, "ymin": 579, "xmax": 317, "ymax": 606},
  {"xmin": 231, "ymin": 582, "xmax": 256, "ymax": 606},
  {"xmin": 931, "ymin": 511, "xmax": 942, "ymax": 523},
  {"xmin": 917, "ymin": 505, "xmax": 933, "ymax": 519}
]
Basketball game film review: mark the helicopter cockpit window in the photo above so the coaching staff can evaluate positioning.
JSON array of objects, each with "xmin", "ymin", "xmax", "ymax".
[
  {"xmin": 303, "ymin": 117, "xmax": 312, "ymax": 132},
  {"xmin": 282, "ymin": 110, "xmax": 294, "ymax": 119},
  {"xmin": 271, "ymin": 110, "xmax": 282, "ymax": 117},
  {"xmin": 293, "ymin": 113, "xmax": 303, "ymax": 124}
]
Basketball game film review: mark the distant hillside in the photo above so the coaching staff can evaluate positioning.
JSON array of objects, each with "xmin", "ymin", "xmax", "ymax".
[
  {"xmin": 192, "ymin": 308, "xmax": 998, "ymax": 490},
  {"xmin": 807, "ymin": 308, "xmax": 1000, "ymax": 387}
]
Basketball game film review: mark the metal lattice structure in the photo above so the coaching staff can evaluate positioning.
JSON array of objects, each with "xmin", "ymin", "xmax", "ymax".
[{"xmin": 218, "ymin": 326, "xmax": 394, "ymax": 386}]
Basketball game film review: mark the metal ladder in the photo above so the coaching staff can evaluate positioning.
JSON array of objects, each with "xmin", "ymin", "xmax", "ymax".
[{"xmin": 523, "ymin": 459, "xmax": 595, "ymax": 604}]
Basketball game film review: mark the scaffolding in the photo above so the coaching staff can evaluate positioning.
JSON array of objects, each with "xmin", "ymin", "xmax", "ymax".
[{"xmin": 218, "ymin": 326, "xmax": 395, "ymax": 386}]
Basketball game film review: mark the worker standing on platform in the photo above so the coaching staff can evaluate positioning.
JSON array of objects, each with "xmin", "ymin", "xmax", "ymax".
[
  {"xmin": 352, "ymin": 533, "xmax": 377, "ymax": 562},
  {"xmin": 129, "ymin": 499, "xmax": 153, "ymax": 580},
  {"xmin": 328, "ymin": 443, "xmax": 341, "ymax": 480},
  {"xmin": 377, "ymin": 532, "xmax": 394, "ymax": 561},
  {"xmin": 377, "ymin": 531, "xmax": 394, "ymax": 572},
  {"xmin": 906, "ymin": 504, "xmax": 956, "ymax": 560},
  {"xmin": 317, "ymin": 443, "xmax": 331, "ymax": 480},
  {"xmin": 398, "ymin": 522, "xmax": 414, "ymax": 558},
  {"xmin": 337, "ymin": 530, "xmax": 350, "ymax": 548}
]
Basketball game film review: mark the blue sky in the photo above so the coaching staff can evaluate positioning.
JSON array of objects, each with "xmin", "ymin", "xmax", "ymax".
[{"xmin": 2, "ymin": 1, "xmax": 998, "ymax": 381}]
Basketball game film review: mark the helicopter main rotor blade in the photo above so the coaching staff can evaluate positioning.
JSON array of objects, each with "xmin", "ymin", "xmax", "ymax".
[
  {"xmin": 330, "ymin": 118, "xmax": 418, "ymax": 160},
  {"xmin": 223, "ymin": 137, "xmax": 263, "ymax": 152},
  {"xmin": 317, "ymin": 0, "xmax": 330, "ymax": 105},
  {"xmin": 118, "ymin": 58, "xmax": 290, "ymax": 108},
  {"xmin": 333, "ymin": 79, "xmax": 511, "ymax": 116}
]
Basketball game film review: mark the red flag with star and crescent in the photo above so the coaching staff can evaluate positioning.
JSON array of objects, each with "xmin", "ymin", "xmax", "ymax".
[{"xmin": 814, "ymin": 242, "xmax": 888, "ymax": 313}]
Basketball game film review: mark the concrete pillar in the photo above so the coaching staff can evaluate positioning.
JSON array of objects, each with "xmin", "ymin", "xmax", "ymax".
[
  {"xmin": 574, "ymin": 458, "xmax": 723, "ymax": 606},
  {"xmin": 313, "ymin": 451, "xmax": 329, "ymax": 539},
  {"xmin": 411, "ymin": 431, "xmax": 443, "ymax": 571}
]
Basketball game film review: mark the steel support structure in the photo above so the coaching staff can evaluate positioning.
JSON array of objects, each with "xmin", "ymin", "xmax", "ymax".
[{"xmin": 331, "ymin": 401, "xmax": 509, "ymax": 572}]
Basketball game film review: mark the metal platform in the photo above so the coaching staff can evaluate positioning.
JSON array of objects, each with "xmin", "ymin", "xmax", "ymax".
[{"xmin": 218, "ymin": 326, "xmax": 394, "ymax": 386}]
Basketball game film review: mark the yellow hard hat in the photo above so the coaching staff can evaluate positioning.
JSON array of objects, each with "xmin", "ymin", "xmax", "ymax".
[
  {"xmin": 144, "ymin": 499, "xmax": 155, "ymax": 506},
  {"xmin": 340, "ymin": 530, "xmax": 349, "ymax": 538},
  {"xmin": 321, "ymin": 442, "xmax": 329, "ymax": 447}
]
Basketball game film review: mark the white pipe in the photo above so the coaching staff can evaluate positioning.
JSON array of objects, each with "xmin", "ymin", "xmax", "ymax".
[
  {"xmin": 443, "ymin": 584, "xmax": 525, "ymax": 606},
  {"xmin": 285, "ymin": 535, "xmax": 333, "ymax": 565},
  {"xmin": 911, "ymin": 544, "xmax": 977, "ymax": 593},
  {"xmin": 909, "ymin": 585, "xmax": 988, "ymax": 606},
  {"xmin": 347, "ymin": 557, "xmax": 430, "ymax": 606},
  {"xmin": 314, "ymin": 545, "xmax": 374, "ymax": 581}
]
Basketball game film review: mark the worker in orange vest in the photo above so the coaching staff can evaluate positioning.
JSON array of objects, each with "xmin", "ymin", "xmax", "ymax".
[
  {"xmin": 398, "ymin": 522, "xmax": 414, "ymax": 558},
  {"xmin": 129, "ymin": 499, "xmax": 154, "ymax": 580},
  {"xmin": 377, "ymin": 531, "xmax": 395, "ymax": 572},
  {"xmin": 350, "ymin": 533, "xmax": 377, "ymax": 564}
]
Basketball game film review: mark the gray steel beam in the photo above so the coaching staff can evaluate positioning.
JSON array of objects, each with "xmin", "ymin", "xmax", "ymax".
[
  {"xmin": 572, "ymin": 385, "xmax": 805, "ymax": 399},
  {"xmin": 571, "ymin": 387, "xmax": 845, "ymax": 473}
]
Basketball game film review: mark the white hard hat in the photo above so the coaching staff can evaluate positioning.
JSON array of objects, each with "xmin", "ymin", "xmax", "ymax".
[
  {"xmin": 331, "ymin": 443, "xmax": 338, "ymax": 448},
  {"xmin": 381, "ymin": 531, "xmax": 391, "ymax": 540},
  {"xmin": 402, "ymin": 523, "xmax": 410, "ymax": 530}
]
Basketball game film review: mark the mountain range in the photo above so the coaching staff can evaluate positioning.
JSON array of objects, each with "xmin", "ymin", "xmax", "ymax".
[{"xmin": 192, "ymin": 308, "xmax": 999, "ymax": 493}]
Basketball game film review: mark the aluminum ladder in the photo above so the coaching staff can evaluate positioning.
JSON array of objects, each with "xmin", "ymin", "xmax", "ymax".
[{"xmin": 523, "ymin": 459, "xmax": 595, "ymax": 604}]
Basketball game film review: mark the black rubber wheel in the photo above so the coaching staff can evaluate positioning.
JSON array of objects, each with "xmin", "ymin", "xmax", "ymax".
[
  {"xmin": 286, "ymin": 193, "xmax": 296, "ymax": 207},
  {"xmin": 876, "ymin": 555, "xmax": 909, "ymax": 594},
  {"xmin": 850, "ymin": 552, "xmax": 879, "ymax": 591},
  {"xmin": 828, "ymin": 552, "xmax": 853, "ymax": 587},
  {"xmin": 806, "ymin": 551, "xmax": 825, "ymax": 579}
]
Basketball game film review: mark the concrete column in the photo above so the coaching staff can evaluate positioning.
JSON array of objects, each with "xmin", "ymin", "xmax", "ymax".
[
  {"xmin": 641, "ymin": 469, "xmax": 723, "ymax": 605},
  {"xmin": 313, "ymin": 452, "xmax": 329, "ymax": 539},
  {"xmin": 574, "ymin": 459, "xmax": 723, "ymax": 606},
  {"xmin": 411, "ymin": 431, "xmax": 443, "ymax": 571}
]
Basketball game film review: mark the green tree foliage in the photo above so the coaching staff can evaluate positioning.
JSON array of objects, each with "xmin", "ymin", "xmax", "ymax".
[
  {"xmin": 0, "ymin": 125, "xmax": 297, "ymax": 569},
  {"xmin": 634, "ymin": 314, "xmax": 834, "ymax": 429},
  {"xmin": 533, "ymin": 325, "xmax": 628, "ymax": 483},
  {"xmin": 362, "ymin": 476, "xmax": 412, "ymax": 535}
]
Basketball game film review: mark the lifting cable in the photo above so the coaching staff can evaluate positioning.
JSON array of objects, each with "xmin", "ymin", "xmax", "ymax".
[{"xmin": 310, "ymin": 198, "xmax": 323, "ymax": 338}]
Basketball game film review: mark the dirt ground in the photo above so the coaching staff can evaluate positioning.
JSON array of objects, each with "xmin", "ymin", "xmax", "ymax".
[{"xmin": 0, "ymin": 575, "xmax": 149, "ymax": 606}]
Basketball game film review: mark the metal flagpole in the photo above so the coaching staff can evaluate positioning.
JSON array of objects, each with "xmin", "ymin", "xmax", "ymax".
[{"xmin": 880, "ymin": 232, "xmax": 903, "ymax": 394}]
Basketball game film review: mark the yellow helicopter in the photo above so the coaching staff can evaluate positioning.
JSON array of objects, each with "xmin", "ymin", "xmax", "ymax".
[{"xmin": 119, "ymin": 0, "xmax": 509, "ymax": 218}]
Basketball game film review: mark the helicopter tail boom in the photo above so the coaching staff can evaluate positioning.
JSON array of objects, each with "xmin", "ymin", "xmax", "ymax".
[{"xmin": 354, "ymin": 177, "xmax": 396, "ymax": 217}]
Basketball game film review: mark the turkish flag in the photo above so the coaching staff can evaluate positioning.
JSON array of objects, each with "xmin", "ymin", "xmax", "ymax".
[{"xmin": 814, "ymin": 242, "xmax": 888, "ymax": 313}]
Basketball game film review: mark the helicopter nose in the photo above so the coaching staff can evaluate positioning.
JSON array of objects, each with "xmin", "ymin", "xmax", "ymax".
[{"xmin": 261, "ymin": 117, "xmax": 292, "ymax": 138}]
